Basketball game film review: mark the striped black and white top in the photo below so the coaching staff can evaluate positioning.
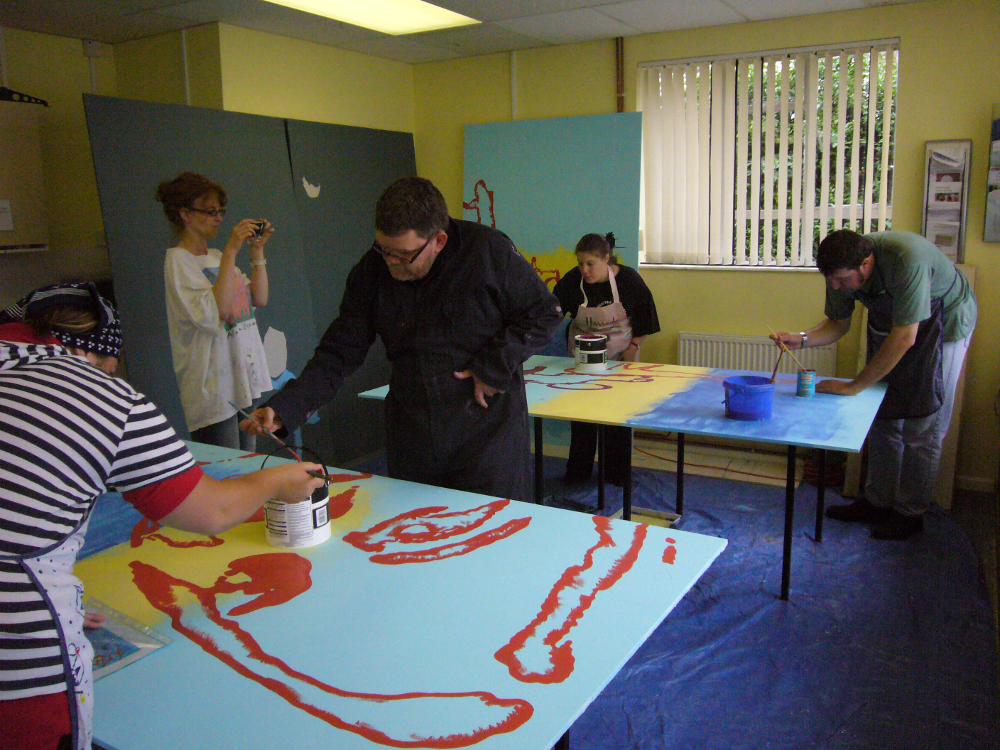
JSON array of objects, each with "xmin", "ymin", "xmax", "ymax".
[{"xmin": 1, "ymin": 341, "xmax": 195, "ymax": 700}]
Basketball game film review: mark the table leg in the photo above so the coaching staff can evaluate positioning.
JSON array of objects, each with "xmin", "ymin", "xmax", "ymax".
[
  {"xmin": 534, "ymin": 417, "xmax": 544, "ymax": 504},
  {"xmin": 782, "ymin": 444, "xmax": 796, "ymax": 601},
  {"xmin": 554, "ymin": 730, "xmax": 570, "ymax": 750},
  {"xmin": 676, "ymin": 432, "xmax": 685, "ymax": 516},
  {"xmin": 623, "ymin": 428, "xmax": 632, "ymax": 521},
  {"xmin": 597, "ymin": 425, "xmax": 605, "ymax": 512},
  {"xmin": 815, "ymin": 449, "xmax": 827, "ymax": 542}
]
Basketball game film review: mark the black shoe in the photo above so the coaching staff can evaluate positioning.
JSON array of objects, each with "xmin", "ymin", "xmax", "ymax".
[
  {"xmin": 871, "ymin": 512, "xmax": 923, "ymax": 540},
  {"xmin": 562, "ymin": 471, "xmax": 592, "ymax": 486},
  {"xmin": 825, "ymin": 498, "xmax": 892, "ymax": 524}
]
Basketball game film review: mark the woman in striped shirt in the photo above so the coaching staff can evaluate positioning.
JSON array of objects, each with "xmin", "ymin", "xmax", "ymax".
[{"xmin": 0, "ymin": 283, "xmax": 324, "ymax": 750}]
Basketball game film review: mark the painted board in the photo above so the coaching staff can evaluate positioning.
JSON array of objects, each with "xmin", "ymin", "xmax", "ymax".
[
  {"xmin": 284, "ymin": 118, "xmax": 415, "ymax": 461},
  {"xmin": 462, "ymin": 114, "xmax": 641, "ymax": 294},
  {"xmin": 363, "ymin": 356, "xmax": 886, "ymax": 453},
  {"xmin": 84, "ymin": 95, "xmax": 416, "ymax": 465},
  {"xmin": 84, "ymin": 94, "xmax": 316, "ymax": 438},
  {"xmin": 75, "ymin": 443, "xmax": 726, "ymax": 750}
]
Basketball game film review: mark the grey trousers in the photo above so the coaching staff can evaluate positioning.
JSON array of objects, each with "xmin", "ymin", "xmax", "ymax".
[
  {"xmin": 865, "ymin": 334, "xmax": 972, "ymax": 516},
  {"xmin": 190, "ymin": 414, "xmax": 256, "ymax": 453}
]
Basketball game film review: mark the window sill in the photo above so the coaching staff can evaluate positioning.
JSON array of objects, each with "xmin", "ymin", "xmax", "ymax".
[{"xmin": 639, "ymin": 263, "xmax": 820, "ymax": 273}]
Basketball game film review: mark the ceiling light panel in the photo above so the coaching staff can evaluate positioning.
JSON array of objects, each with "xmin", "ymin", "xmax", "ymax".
[{"xmin": 261, "ymin": 0, "xmax": 479, "ymax": 35}]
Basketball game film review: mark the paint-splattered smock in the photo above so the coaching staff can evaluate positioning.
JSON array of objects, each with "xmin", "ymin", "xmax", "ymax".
[
  {"xmin": 266, "ymin": 218, "xmax": 562, "ymax": 503},
  {"xmin": 0, "ymin": 333, "xmax": 201, "ymax": 749}
]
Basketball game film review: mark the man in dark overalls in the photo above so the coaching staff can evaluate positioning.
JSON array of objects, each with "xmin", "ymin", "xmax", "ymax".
[
  {"xmin": 243, "ymin": 177, "xmax": 563, "ymax": 504},
  {"xmin": 773, "ymin": 230, "xmax": 976, "ymax": 540}
]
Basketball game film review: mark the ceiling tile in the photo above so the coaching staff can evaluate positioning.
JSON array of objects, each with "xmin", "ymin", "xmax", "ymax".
[
  {"xmin": 431, "ymin": 1, "xmax": 613, "ymax": 23},
  {"xmin": 494, "ymin": 8, "xmax": 642, "ymax": 45},
  {"xmin": 600, "ymin": 0, "xmax": 747, "ymax": 32},
  {"xmin": 414, "ymin": 23, "xmax": 548, "ymax": 57},
  {"xmin": 721, "ymin": 0, "xmax": 867, "ymax": 22}
]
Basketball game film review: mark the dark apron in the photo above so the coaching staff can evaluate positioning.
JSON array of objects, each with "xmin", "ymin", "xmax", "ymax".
[{"xmin": 863, "ymin": 263, "xmax": 957, "ymax": 420}]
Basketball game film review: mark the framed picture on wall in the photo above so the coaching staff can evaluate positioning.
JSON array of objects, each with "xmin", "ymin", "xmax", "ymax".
[
  {"xmin": 921, "ymin": 139, "xmax": 971, "ymax": 262},
  {"xmin": 985, "ymin": 106, "xmax": 1000, "ymax": 243}
]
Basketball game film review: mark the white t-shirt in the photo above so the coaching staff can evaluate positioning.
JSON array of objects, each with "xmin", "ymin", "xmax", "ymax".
[{"xmin": 164, "ymin": 246, "xmax": 271, "ymax": 432}]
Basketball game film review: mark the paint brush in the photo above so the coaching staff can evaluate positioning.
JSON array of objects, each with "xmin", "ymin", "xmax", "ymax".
[
  {"xmin": 228, "ymin": 401, "xmax": 301, "ymax": 462},
  {"xmin": 765, "ymin": 325, "xmax": 807, "ymax": 370},
  {"xmin": 768, "ymin": 346, "xmax": 785, "ymax": 383}
]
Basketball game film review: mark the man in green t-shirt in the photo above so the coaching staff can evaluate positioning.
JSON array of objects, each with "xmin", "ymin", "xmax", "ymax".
[{"xmin": 773, "ymin": 230, "xmax": 976, "ymax": 540}]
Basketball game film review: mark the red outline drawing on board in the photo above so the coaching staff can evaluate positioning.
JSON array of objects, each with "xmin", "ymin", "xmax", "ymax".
[
  {"xmin": 462, "ymin": 179, "xmax": 496, "ymax": 227},
  {"xmin": 344, "ymin": 500, "xmax": 530, "ymax": 564},
  {"xmin": 495, "ymin": 516, "xmax": 647, "ymax": 683},
  {"xmin": 130, "ymin": 554, "xmax": 533, "ymax": 748}
]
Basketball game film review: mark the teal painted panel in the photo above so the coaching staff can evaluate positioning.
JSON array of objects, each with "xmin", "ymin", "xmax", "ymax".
[{"xmin": 463, "ymin": 113, "xmax": 642, "ymax": 292}]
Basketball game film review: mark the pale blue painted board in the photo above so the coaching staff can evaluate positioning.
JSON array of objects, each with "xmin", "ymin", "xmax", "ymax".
[{"xmin": 88, "ymin": 444, "xmax": 726, "ymax": 750}]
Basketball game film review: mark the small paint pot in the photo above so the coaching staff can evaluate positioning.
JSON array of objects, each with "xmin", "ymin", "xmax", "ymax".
[
  {"xmin": 796, "ymin": 369, "xmax": 816, "ymax": 398},
  {"xmin": 574, "ymin": 334, "xmax": 607, "ymax": 373},
  {"xmin": 265, "ymin": 485, "xmax": 332, "ymax": 549},
  {"xmin": 260, "ymin": 447, "xmax": 332, "ymax": 549}
]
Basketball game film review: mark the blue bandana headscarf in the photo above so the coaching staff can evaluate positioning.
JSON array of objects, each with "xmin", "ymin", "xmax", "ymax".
[{"xmin": 0, "ymin": 282, "xmax": 123, "ymax": 358}]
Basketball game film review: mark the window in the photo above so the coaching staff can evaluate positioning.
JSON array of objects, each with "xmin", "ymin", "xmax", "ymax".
[{"xmin": 638, "ymin": 41, "xmax": 898, "ymax": 266}]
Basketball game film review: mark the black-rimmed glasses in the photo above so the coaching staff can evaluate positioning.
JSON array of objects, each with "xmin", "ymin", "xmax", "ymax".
[
  {"xmin": 372, "ymin": 235, "xmax": 433, "ymax": 264},
  {"xmin": 187, "ymin": 206, "xmax": 227, "ymax": 217}
]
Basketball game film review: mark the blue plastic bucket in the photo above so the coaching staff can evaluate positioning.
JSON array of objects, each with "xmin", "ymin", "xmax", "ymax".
[{"xmin": 722, "ymin": 375, "xmax": 775, "ymax": 421}]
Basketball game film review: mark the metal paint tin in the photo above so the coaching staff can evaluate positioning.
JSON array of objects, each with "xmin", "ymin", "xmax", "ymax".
[
  {"xmin": 264, "ymin": 485, "xmax": 331, "ymax": 549},
  {"xmin": 574, "ymin": 334, "xmax": 608, "ymax": 373},
  {"xmin": 796, "ymin": 368, "xmax": 816, "ymax": 398}
]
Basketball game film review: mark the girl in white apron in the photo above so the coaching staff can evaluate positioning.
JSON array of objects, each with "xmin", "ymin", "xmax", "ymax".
[{"xmin": 553, "ymin": 233, "xmax": 660, "ymax": 484}]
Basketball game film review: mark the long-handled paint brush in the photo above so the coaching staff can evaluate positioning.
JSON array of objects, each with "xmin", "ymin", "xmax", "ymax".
[
  {"xmin": 228, "ymin": 401, "xmax": 301, "ymax": 462},
  {"xmin": 768, "ymin": 346, "xmax": 785, "ymax": 383},
  {"xmin": 766, "ymin": 325, "xmax": 807, "ymax": 370}
]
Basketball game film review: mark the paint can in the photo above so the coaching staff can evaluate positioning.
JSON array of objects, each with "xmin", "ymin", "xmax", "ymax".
[
  {"xmin": 265, "ymin": 484, "xmax": 331, "ymax": 549},
  {"xmin": 574, "ymin": 333, "xmax": 608, "ymax": 373},
  {"xmin": 722, "ymin": 375, "xmax": 775, "ymax": 421},
  {"xmin": 260, "ymin": 446, "xmax": 332, "ymax": 549},
  {"xmin": 796, "ymin": 369, "xmax": 816, "ymax": 398}
]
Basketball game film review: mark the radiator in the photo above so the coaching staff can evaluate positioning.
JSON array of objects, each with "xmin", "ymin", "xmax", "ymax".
[{"xmin": 678, "ymin": 332, "xmax": 837, "ymax": 376}]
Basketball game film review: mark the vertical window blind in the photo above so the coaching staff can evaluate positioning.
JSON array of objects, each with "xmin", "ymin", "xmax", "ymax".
[{"xmin": 638, "ymin": 42, "xmax": 898, "ymax": 266}]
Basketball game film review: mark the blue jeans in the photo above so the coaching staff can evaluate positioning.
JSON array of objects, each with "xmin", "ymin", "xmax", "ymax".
[{"xmin": 865, "ymin": 334, "xmax": 972, "ymax": 516}]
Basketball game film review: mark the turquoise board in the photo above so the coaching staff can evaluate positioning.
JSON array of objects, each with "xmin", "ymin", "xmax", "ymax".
[
  {"xmin": 463, "ymin": 113, "xmax": 642, "ymax": 291},
  {"xmin": 78, "ymin": 443, "xmax": 726, "ymax": 750}
]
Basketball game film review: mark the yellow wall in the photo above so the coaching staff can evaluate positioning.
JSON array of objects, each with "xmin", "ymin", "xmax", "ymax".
[
  {"xmin": 0, "ymin": 29, "xmax": 117, "ymax": 305},
  {"xmin": 413, "ymin": 0, "xmax": 1000, "ymax": 489},
  {"xmin": 115, "ymin": 25, "xmax": 223, "ymax": 108},
  {"xmin": 218, "ymin": 25, "xmax": 413, "ymax": 132}
]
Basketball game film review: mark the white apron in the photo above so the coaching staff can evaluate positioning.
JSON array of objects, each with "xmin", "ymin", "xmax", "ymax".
[{"xmin": 567, "ymin": 268, "xmax": 632, "ymax": 360}]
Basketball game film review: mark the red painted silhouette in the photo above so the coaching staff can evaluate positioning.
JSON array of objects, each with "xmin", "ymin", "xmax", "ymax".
[
  {"xmin": 494, "ymin": 516, "xmax": 647, "ymax": 684},
  {"xmin": 130, "ymin": 518, "xmax": 224, "ymax": 549},
  {"xmin": 524, "ymin": 361, "xmax": 728, "ymax": 391},
  {"xmin": 462, "ymin": 179, "xmax": 496, "ymax": 227},
  {"xmin": 130, "ymin": 554, "xmax": 533, "ymax": 748},
  {"xmin": 344, "ymin": 499, "xmax": 530, "ymax": 564},
  {"xmin": 662, "ymin": 537, "xmax": 677, "ymax": 565},
  {"xmin": 529, "ymin": 256, "xmax": 562, "ymax": 290}
]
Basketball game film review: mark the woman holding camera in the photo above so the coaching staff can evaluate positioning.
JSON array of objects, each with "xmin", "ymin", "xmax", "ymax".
[{"xmin": 157, "ymin": 172, "xmax": 272, "ymax": 449}]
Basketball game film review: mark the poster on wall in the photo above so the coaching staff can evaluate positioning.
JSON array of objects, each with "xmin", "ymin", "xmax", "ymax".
[
  {"xmin": 985, "ymin": 106, "xmax": 1000, "ymax": 242},
  {"xmin": 463, "ymin": 113, "xmax": 642, "ymax": 293},
  {"xmin": 921, "ymin": 139, "xmax": 971, "ymax": 262}
]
